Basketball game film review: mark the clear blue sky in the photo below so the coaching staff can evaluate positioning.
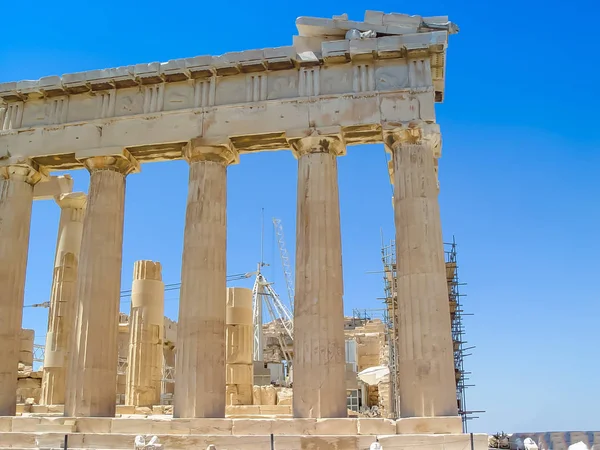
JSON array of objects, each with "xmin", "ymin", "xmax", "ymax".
[{"xmin": 2, "ymin": 0, "xmax": 598, "ymax": 434}]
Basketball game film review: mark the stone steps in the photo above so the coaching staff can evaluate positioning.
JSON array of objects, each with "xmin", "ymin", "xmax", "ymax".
[
  {"xmin": 0, "ymin": 416, "xmax": 487, "ymax": 450},
  {"xmin": 0, "ymin": 432, "xmax": 487, "ymax": 450},
  {"xmin": 2, "ymin": 416, "xmax": 463, "ymax": 435}
]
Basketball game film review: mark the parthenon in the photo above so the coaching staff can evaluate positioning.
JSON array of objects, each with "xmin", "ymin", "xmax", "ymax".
[{"xmin": 0, "ymin": 9, "xmax": 487, "ymax": 450}]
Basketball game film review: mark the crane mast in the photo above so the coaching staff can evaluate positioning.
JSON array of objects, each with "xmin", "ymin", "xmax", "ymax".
[{"xmin": 272, "ymin": 218, "xmax": 294, "ymax": 312}]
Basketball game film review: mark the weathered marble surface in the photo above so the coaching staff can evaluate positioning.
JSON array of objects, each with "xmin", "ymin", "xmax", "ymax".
[{"xmin": 0, "ymin": 11, "xmax": 455, "ymax": 169}]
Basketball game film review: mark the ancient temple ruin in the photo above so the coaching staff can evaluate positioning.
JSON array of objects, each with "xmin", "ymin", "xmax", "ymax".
[{"xmin": 0, "ymin": 9, "xmax": 492, "ymax": 449}]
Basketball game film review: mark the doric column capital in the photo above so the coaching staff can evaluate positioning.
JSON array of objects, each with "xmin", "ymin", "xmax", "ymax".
[
  {"xmin": 0, "ymin": 157, "xmax": 48, "ymax": 185},
  {"xmin": 288, "ymin": 128, "xmax": 346, "ymax": 158},
  {"xmin": 76, "ymin": 149, "xmax": 140, "ymax": 175},
  {"xmin": 383, "ymin": 123, "xmax": 442, "ymax": 158},
  {"xmin": 185, "ymin": 138, "xmax": 239, "ymax": 165},
  {"xmin": 55, "ymin": 192, "xmax": 87, "ymax": 210}
]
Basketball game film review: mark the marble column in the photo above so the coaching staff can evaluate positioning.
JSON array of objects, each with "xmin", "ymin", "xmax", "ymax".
[
  {"xmin": 385, "ymin": 125, "xmax": 458, "ymax": 418},
  {"xmin": 290, "ymin": 134, "xmax": 347, "ymax": 419},
  {"xmin": 41, "ymin": 192, "xmax": 87, "ymax": 406},
  {"xmin": 0, "ymin": 161, "xmax": 44, "ymax": 416},
  {"xmin": 125, "ymin": 260, "xmax": 164, "ymax": 407},
  {"xmin": 65, "ymin": 152, "xmax": 139, "ymax": 417},
  {"xmin": 174, "ymin": 140, "xmax": 237, "ymax": 419},
  {"xmin": 225, "ymin": 287, "xmax": 253, "ymax": 406}
]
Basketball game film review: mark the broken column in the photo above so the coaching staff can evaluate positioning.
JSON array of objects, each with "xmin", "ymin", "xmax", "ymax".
[
  {"xmin": 65, "ymin": 152, "xmax": 139, "ymax": 417},
  {"xmin": 290, "ymin": 133, "xmax": 347, "ymax": 418},
  {"xmin": 126, "ymin": 260, "xmax": 165, "ymax": 407},
  {"xmin": 41, "ymin": 192, "xmax": 86, "ymax": 406},
  {"xmin": 20, "ymin": 329, "xmax": 35, "ymax": 368},
  {"xmin": 385, "ymin": 125, "xmax": 458, "ymax": 418},
  {"xmin": 225, "ymin": 287, "xmax": 253, "ymax": 405},
  {"xmin": 0, "ymin": 160, "xmax": 44, "ymax": 416},
  {"xmin": 174, "ymin": 140, "xmax": 238, "ymax": 418}
]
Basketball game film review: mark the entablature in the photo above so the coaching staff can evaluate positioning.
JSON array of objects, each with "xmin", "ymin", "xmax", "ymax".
[
  {"xmin": 0, "ymin": 10, "xmax": 457, "ymax": 172},
  {"xmin": 0, "ymin": 11, "xmax": 455, "ymax": 105}
]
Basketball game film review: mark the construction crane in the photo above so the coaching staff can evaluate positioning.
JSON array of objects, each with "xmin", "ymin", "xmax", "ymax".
[
  {"xmin": 23, "ymin": 301, "xmax": 50, "ymax": 308},
  {"xmin": 272, "ymin": 218, "xmax": 294, "ymax": 312},
  {"xmin": 251, "ymin": 262, "xmax": 294, "ymax": 364}
]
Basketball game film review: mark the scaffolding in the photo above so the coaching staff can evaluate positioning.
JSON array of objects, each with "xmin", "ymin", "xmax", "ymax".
[
  {"xmin": 381, "ymin": 240, "xmax": 399, "ymax": 419},
  {"xmin": 444, "ymin": 237, "xmax": 481, "ymax": 431},
  {"xmin": 380, "ymin": 237, "xmax": 477, "ymax": 430}
]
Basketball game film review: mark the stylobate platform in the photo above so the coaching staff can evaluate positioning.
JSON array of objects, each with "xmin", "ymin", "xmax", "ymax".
[{"xmin": 0, "ymin": 416, "xmax": 487, "ymax": 449}]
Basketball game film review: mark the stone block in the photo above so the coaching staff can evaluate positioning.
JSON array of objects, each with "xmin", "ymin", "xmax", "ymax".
[
  {"xmin": 76, "ymin": 433, "xmax": 133, "ymax": 449},
  {"xmin": 358, "ymin": 418, "xmax": 397, "ymax": 435},
  {"xmin": 11, "ymin": 417, "xmax": 41, "ymax": 432},
  {"xmin": 34, "ymin": 417, "xmax": 76, "ymax": 433},
  {"xmin": 260, "ymin": 385, "xmax": 277, "ymax": 405},
  {"xmin": 299, "ymin": 435, "xmax": 359, "ymax": 450},
  {"xmin": 377, "ymin": 434, "xmax": 446, "ymax": 450},
  {"xmin": 33, "ymin": 432, "xmax": 72, "ymax": 448},
  {"xmin": 111, "ymin": 418, "xmax": 153, "ymax": 434},
  {"xmin": 116, "ymin": 405, "xmax": 135, "ymax": 414},
  {"xmin": 232, "ymin": 418, "xmax": 273, "ymax": 435},
  {"xmin": 0, "ymin": 432, "xmax": 37, "ymax": 448},
  {"xmin": 226, "ymin": 363, "xmax": 253, "ymax": 384},
  {"xmin": 158, "ymin": 434, "xmax": 212, "ymax": 449},
  {"xmin": 135, "ymin": 406, "xmax": 153, "ymax": 415},
  {"xmin": 116, "ymin": 404, "xmax": 136, "ymax": 415},
  {"xmin": 258, "ymin": 405, "xmax": 292, "ymax": 415},
  {"xmin": 396, "ymin": 416, "xmax": 462, "ymax": 434},
  {"xmin": 276, "ymin": 387, "xmax": 293, "ymax": 405},
  {"xmin": 227, "ymin": 383, "xmax": 253, "ymax": 405},
  {"xmin": 152, "ymin": 405, "xmax": 166, "ymax": 415},
  {"xmin": 231, "ymin": 418, "xmax": 318, "ymax": 436},
  {"xmin": 227, "ymin": 405, "xmax": 261, "ymax": 416},
  {"xmin": 31, "ymin": 404, "xmax": 64, "ymax": 414},
  {"xmin": 252, "ymin": 385, "xmax": 261, "ymax": 405},
  {"xmin": 273, "ymin": 419, "xmax": 317, "ymax": 435},
  {"xmin": 75, "ymin": 417, "xmax": 112, "ymax": 433},
  {"xmin": 315, "ymin": 418, "xmax": 358, "ymax": 435},
  {"xmin": 17, "ymin": 377, "xmax": 41, "ymax": 389},
  {"xmin": 150, "ymin": 418, "xmax": 188, "ymax": 435},
  {"xmin": 0, "ymin": 417, "xmax": 12, "ymax": 432},
  {"xmin": 171, "ymin": 418, "xmax": 233, "ymax": 435},
  {"xmin": 207, "ymin": 436, "xmax": 271, "ymax": 449}
]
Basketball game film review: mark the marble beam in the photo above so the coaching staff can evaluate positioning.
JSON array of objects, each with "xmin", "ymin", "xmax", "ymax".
[
  {"xmin": 384, "ymin": 125, "xmax": 457, "ymax": 418},
  {"xmin": 290, "ymin": 133, "xmax": 347, "ymax": 418},
  {"xmin": 65, "ymin": 151, "xmax": 139, "ymax": 417},
  {"xmin": 174, "ymin": 139, "xmax": 238, "ymax": 418},
  {"xmin": 32, "ymin": 175, "xmax": 74, "ymax": 200},
  {"xmin": 225, "ymin": 287, "xmax": 254, "ymax": 406},
  {"xmin": 0, "ymin": 159, "xmax": 44, "ymax": 416},
  {"xmin": 40, "ymin": 192, "xmax": 86, "ymax": 406},
  {"xmin": 125, "ymin": 260, "xmax": 165, "ymax": 407}
]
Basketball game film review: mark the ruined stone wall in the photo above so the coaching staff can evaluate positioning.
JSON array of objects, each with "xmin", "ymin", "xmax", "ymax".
[
  {"xmin": 15, "ymin": 329, "xmax": 41, "ymax": 404},
  {"xmin": 344, "ymin": 319, "xmax": 392, "ymax": 415}
]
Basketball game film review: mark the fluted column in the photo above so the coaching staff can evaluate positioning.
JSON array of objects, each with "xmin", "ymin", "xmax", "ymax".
[
  {"xmin": 41, "ymin": 192, "xmax": 86, "ymax": 406},
  {"xmin": 125, "ymin": 260, "xmax": 164, "ymax": 407},
  {"xmin": 290, "ymin": 134, "xmax": 347, "ymax": 418},
  {"xmin": 384, "ymin": 124, "xmax": 457, "ymax": 418},
  {"xmin": 65, "ymin": 152, "xmax": 139, "ymax": 417},
  {"xmin": 174, "ymin": 139, "xmax": 237, "ymax": 419},
  {"xmin": 0, "ymin": 160, "xmax": 44, "ymax": 416},
  {"xmin": 225, "ymin": 287, "xmax": 253, "ymax": 406}
]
